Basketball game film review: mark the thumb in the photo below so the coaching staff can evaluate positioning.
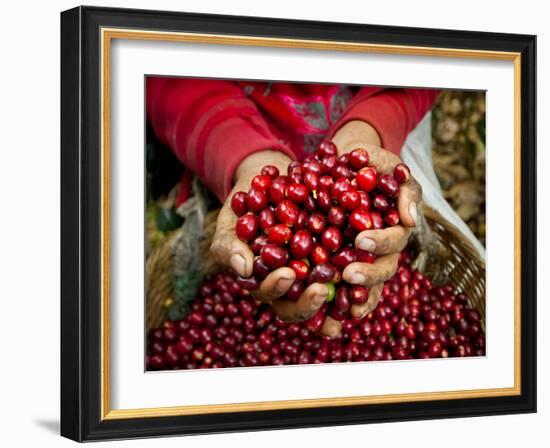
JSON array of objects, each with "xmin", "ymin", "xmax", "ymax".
[
  {"xmin": 210, "ymin": 206, "xmax": 255, "ymax": 277},
  {"xmin": 228, "ymin": 240, "xmax": 255, "ymax": 277},
  {"xmin": 397, "ymin": 177, "xmax": 422, "ymax": 228}
]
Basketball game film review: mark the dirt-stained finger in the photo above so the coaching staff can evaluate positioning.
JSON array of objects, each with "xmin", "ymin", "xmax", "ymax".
[
  {"xmin": 271, "ymin": 283, "xmax": 329, "ymax": 322},
  {"xmin": 342, "ymin": 253, "xmax": 400, "ymax": 288},
  {"xmin": 320, "ymin": 316, "xmax": 342, "ymax": 338},
  {"xmin": 397, "ymin": 177, "xmax": 422, "ymax": 228},
  {"xmin": 250, "ymin": 267, "xmax": 296, "ymax": 302},
  {"xmin": 210, "ymin": 200, "xmax": 256, "ymax": 277},
  {"xmin": 355, "ymin": 226, "xmax": 412, "ymax": 255},
  {"xmin": 350, "ymin": 283, "xmax": 383, "ymax": 319}
]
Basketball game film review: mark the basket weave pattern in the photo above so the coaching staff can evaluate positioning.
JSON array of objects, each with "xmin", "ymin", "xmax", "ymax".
[{"xmin": 422, "ymin": 206, "xmax": 485, "ymax": 323}]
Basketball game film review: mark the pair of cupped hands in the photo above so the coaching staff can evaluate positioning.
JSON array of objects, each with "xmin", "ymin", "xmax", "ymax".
[{"xmin": 211, "ymin": 120, "xmax": 422, "ymax": 337}]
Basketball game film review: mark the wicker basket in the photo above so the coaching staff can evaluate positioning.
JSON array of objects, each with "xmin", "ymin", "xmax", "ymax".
[
  {"xmin": 421, "ymin": 206, "xmax": 485, "ymax": 322},
  {"xmin": 146, "ymin": 204, "xmax": 486, "ymax": 332},
  {"xmin": 146, "ymin": 209, "xmax": 220, "ymax": 331}
]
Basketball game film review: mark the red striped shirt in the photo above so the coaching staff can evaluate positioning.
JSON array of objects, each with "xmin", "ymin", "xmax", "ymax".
[{"xmin": 146, "ymin": 77, "xmax": 439, "ymax": 202}]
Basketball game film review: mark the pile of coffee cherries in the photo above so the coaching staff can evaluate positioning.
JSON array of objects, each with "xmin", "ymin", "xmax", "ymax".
[
  {"xmin": 146, "ymin": 252, "xmax": 485, "ymax": 370},
  {"xmin": 230, "ymin": 140, "xmax": 412, "ymax": 330}
]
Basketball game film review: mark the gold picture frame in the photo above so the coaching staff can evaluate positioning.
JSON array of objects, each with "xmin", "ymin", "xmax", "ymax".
[{"xmin": 61, "ymin": 6, "xmax": 536, "ymax": 441}]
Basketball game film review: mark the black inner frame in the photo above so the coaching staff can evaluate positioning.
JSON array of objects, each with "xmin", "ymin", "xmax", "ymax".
[{"xmin": 61, "ymin": 6, "xmax": 536, "ymax": 442}]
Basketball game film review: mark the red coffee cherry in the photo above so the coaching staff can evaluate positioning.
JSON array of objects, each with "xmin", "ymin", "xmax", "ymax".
[
  {"xmin": 349, "ymin": 210, "xmax": 373, "ymax": 232},
  {"xmin": 246, "ymin": 188, "xmax": 268, "ymax": 213},
  {"xmin": 393, "ymin": 163, "xmax": 410, "ymax": 183},
  {"xmin": 289, "ymin": 229, "xmax": 314, "ymax": 259},
  {"xmin": 321, "ymin": 226, "xmax": 343, "ymax": 253},
  {"xmin": 260, "ymin": 244, "xmax": 289, "ymax": 269},
  {"xmin": 261, "ymin": 165, "xmax": 280, "ymax": 178},
  {"xmin": 236, "ymin": 214, "xmax": 259, "ymax": 241},
  {"xmin": 276, "ymin": 200, "xmax": 300, "ymax": 226},
  {"xmin": 356, "ymin": 167, "xmax": 377, "ymax": 192},
  {"xmin": 231, "ymin": 191, "xmax": 248, "ymax": 216},
  {"xmin": 349, "ymin": 148, "xmax": 370, "ymax": 170},
  {"xmin": 266, "ymin": 224, "xmax": 293, "ymax": 246},
  {"xmin": 377, "ymin": 174, "xmax": 400, "ymax": 198},
  {"xmin": 251, "ymin": 174, "xmax": 272, "ymax": 191}
]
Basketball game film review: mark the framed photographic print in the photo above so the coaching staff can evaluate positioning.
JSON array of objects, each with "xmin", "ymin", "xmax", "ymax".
[{"xmin": 60, "ymin": 6, "xmax": 536, "ymax": 442}]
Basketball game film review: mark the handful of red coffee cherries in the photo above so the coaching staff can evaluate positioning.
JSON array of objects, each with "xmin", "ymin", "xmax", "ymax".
[{"xmin": 231, "ymin": 141, "xmax": 411, "ymax": 331}]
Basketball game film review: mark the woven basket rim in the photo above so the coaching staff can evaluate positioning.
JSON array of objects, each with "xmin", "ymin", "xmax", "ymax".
[{"xmin": 422, "ymin": 204, "xmax": 485, "ymax": 270}]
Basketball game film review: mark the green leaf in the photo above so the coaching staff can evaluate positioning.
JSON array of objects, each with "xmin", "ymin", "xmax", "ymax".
[
  {"xmin": 166, "ymin": 302, "xmax": 190, "ymax": 321},
  {"xmin": 156, "ymin": 207, "xmax": 183, "ymax": 233},
  {"xmin": 173, "ymin": 270, "xmax": 204, "ymax": 306}
]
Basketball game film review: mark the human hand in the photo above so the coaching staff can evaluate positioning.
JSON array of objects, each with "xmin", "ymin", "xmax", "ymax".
[
  {"xmin": 331, "ymin": 120, "xmax": 422, "ymax": 319},
  {"xmin": 210, "ymin": 150, "xmax": 341, "ymax": 337}
]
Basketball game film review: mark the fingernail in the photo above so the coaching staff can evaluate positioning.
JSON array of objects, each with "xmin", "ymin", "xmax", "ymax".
[
  {"xmin": 312, "ymin": 294, "xmax": 326, "ymax": 306},
  {"xmin": 275, "ymin": 276, "xmax": 294, "ymax": 292},
  {"xmin": 409, "ymin": 202, "xmax": 418, "ymax": 226},
  {"xmin": 230, "ymin": 254, "xmax": 246, "ymax": 275},
  {"xmin": 331, "ymin": 322, "xmax": 342, "ymax": 338},
  {"xmin": 325, "ymin": 322, "xmax": 340, "ymax": 338},
  {"xmin": 358, "ymin": 237, "xmax": 376, "ymax": 252},
  {"xmin": 312, "ymin": 284, "xmax": 329, "ymax": 306},
  {"xmin": 350, "ymin": 273, "xmax": 367, "ymax": 285}
]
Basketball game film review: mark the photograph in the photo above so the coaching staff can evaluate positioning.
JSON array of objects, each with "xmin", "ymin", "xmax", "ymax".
[
  {"xmin": 0, "ymin": 0, "xmax": 547, "ymax": 445},
  {"xmin": 144, "ymin": 79, "xmax": 487, "ymax": 371},
  {"xmin": 59, "ymin": 6, "xmax": 536, "ymax": 441}
]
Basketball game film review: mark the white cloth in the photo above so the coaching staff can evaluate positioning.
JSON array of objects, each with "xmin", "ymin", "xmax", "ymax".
[{"xmin": 400, "ymin": 112, "xmax": 486, "ymax": 259}]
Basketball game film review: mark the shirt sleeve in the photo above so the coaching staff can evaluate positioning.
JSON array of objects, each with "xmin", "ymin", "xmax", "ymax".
[
  {"xmin": 329, "ymin": 87, "xmax": 441, "ymax": 154},
  {"xmin": 146, "ymin": 77, "xmax": 295, "ymax": 201}
]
